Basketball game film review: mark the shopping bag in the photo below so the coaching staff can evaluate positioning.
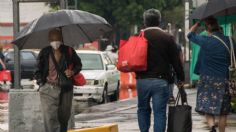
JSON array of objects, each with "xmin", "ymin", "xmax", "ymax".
[
  {"xmin": 0, "ymin": 70, "xmax": 12, "ymax": 81},
  {"xmin": 167, "ymin": 88, "xmax": 192, "ymax": 132},
  {"xmin": 117, "ymin": 31, "xmax": 148, "ymax": 72}
]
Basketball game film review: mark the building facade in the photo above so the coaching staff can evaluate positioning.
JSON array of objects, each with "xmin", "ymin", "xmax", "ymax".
[{"xmin": 0, "ymin": 0, "xmax": 50, "ymax": 48}]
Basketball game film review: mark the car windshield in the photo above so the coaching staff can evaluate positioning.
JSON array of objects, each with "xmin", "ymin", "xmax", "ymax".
[{"xmin": 78, "ymin": 53, "xmax": 104, "ymax": 70}]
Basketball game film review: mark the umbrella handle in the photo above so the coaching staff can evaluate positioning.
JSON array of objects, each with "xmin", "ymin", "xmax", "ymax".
[{"xmin": 59, "ymin": 27, "xmax": 64, "ymax": 44}]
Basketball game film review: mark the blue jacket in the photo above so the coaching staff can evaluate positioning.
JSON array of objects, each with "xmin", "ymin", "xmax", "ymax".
[{"xmin": 188, "ymin": 32, "xmax": 231, "ymax": 78}]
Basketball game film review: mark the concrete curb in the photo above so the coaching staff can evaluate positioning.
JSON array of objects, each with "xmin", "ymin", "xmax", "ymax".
[{"xmin": 68, "ymin": 124, "xmax": 118, "ymax": 132}]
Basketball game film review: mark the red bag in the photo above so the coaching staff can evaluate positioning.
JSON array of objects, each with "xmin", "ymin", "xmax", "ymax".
[
  {"xmin": 68, "ymin": 48, "xmax": 86, "ymax": 86},
  {"xmin": 73, "ymin": 73, "xmax": 86, "ymax": 86},
  {"xmin": 117, "ymin": 31, "xmax": 148, "ymax": 72},
  {"xmin": 0, "ymin": 70, "xmax": 12, "ymax": 81}
]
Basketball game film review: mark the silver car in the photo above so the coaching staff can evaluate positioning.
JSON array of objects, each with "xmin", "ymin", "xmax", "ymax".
[{"xmin": 74, "ymin": 50, "xmax": 120, "ymax": 103}]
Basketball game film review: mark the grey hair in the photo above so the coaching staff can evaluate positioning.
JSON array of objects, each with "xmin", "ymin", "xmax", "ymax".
[{"xmin": 143, "ymin": 9, "xmax": 161, "ymax": 27}]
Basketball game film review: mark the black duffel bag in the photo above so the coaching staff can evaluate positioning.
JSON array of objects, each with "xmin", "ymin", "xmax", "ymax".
[{"xmin": 167, "ymin": 87, "xmax": 192, "ymax": 132}]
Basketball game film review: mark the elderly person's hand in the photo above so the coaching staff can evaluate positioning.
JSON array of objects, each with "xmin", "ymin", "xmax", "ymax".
[
  {"xmin": 190, "ymin": 22, "xmax": 201, "ymax": 32},
  {"xmin": 177, "ymin": 81, "xmax": 184, "ymax": 89},
  {"xmin": 65, "ymin": 69, "xmax": 74, "ymax": 78}
]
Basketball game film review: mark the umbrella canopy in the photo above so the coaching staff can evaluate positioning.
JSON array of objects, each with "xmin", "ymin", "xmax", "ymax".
[
  {"xmin": 190, "ymin": 0, "xmax": 236, "ymax": 20},
  {"xmin": 12, "ymin": 10, "xmax": 112, "ymax": 49}
]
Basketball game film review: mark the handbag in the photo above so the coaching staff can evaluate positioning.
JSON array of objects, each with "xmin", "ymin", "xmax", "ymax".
[
  {"xmin": 0, "ymin": 70, "xmax": 12, "ymax": 81},
  {"xmin": 117, "ymin": 31, "xmax": 148, "ymax": 72},
  {"xmin": 212, "ymin": 35, "xmax": 236, "ymax": 96},
  {"xmin": 68, "ymin": 48, "xmax": 86, "ymax": 86},
  {"xmin": 167, "ymin": 88, "xmax": 192, "ymax": 132},
  {"xmin": 0, "ymin": 70, "xmax": 12, "ymax": 91},
  {"xmin": 50, "ymin": 53, "xmax": 73, "ymax": 92}
]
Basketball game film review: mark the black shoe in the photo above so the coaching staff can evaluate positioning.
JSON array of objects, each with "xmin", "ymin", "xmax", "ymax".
[{"xmin": 210, "ymin": 125, "xmax": 216, "ymax": 132}]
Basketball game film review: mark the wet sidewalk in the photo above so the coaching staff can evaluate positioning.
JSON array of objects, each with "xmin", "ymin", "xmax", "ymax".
[{"xmin": 74, "ymin": 88, "xmax": 236, "ymax": 132}]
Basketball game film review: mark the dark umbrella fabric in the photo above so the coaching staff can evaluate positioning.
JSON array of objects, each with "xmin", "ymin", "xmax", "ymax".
[
  {"xmin": 12, "ymin": 10, "xmax": 112, "ymax": 49},
  {"xmin": 190, "ymin": 0, "xmax": 236, "ymax": 20}
]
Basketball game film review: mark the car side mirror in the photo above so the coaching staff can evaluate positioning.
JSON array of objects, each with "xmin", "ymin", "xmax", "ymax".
[{"xmin": 106, "ymin": 64, "xmax": 116, "ymax": 70}]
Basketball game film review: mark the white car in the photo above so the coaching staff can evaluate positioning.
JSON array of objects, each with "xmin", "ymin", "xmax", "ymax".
[{"xmin": 74, "ymin": 50, "xmax": 120, "ymax": 103}]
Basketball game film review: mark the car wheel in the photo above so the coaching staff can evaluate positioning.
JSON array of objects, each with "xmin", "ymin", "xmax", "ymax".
[
  {"xmin": 110, "ymin": 81, "xmax": 120, "ymax": 102},
  {"xmin": 101, "ymin": 85, "xmax": 109, "ymax": 104}
]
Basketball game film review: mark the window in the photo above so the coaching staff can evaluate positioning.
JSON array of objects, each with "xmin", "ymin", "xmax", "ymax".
[
  {"xmin": 22, "ymin": 52, "xmax": 35, "ymax": 60},
  {"xmin": 5, "ymin": 52, "xmax": 14, "ymax": 61},
  {"xmin": 78, "ymin": 53, "xmax": 104, "ymax": 70}
]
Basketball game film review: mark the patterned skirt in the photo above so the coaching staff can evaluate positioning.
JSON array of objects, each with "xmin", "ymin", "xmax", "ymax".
[{"xmin": 195, "ymin": 75, "xmax": 231, "ymax": 115}]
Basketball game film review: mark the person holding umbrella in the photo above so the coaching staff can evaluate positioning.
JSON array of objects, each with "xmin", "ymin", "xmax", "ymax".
[
  {"xmin": 12, "ymin": 9, "xmax": 112, "ymax": 132},
  {"xmin": 188, "ymin": 17, "xmax": 232, "ymax": 132},
  {"xmin": 35, "ymin": 28, "xmax": 82, "ymax": 132}
]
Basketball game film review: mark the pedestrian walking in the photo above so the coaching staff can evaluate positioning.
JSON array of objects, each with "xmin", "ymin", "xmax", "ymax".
[
  {"xmin": 188, "ymin": 17, "xmax": 232, "ymax": 132},
  {"xmin": 135, "ymin": 9, "xmax": 185, "ymax": 132},
  {"xmin": 105, "ymin": 45, "xmax": 118, "ymax": 65},
  {"xmin": 168, "ymin": 44, "xmax": 184, "ymax": 104},
  {"xmin": 0, "ymin": 45, "xmax": 6, "ymax": 71},
  {"xmin": 35, "ymin": 28, "xmax": 82, "ymax": 132}
]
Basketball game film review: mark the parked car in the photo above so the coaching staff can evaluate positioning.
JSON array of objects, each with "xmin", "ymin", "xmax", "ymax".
[
  {"xmin": 4, "ymin": 49, "xmax": 38, "ymax": 80},
  {"xmin": 74, "ymin": 50, "xmax": 120, "ymax": 103}
]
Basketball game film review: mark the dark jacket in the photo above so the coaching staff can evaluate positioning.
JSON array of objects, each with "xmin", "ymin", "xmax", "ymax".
[
  {"xmin": 136, "ymin": 28, "xmax": 185, "ymax": 83},
  {"xmin": 35, "ymin": 45, "xmax": 82, "ymax": 86}
]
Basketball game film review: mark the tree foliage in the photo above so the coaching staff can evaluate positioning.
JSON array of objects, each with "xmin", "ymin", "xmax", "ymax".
[{"xmin": 66, "ymin": 0, "xmax": 183, "ymax": 39}]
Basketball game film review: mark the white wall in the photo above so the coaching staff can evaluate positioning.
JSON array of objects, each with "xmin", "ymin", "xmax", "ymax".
[
  {"xmin": 0, "ymin": 0, "xmax": 50, "ymax": 37},
  {"xmin": 0, "ymin": 0, "xmax": 50, "ymax": 23}
]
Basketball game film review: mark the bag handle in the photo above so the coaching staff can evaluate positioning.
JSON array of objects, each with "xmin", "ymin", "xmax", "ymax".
[
  {"xmin": 68, "ymin": 47, "xmax": 73, "ymax": 70},
  {"xmin": 229, "ymin": 37, "xmax": 236, "ymax": 68},
  {"xmin": 212, "ymin": 35, "xmax": 230, "ymax": 53},
  {"xmin": 139, "ymin": 27, "xmax": 163, "ymax": 37},
  {"xmin": 175, "ymin": 87, "xmax": 188, "ymax": 106},
  {"xmin": 212, "ymin": 35, "xmax": 236, "ymax": 68},
  {"xmin": 50, "ymin": 51, "xmax": 64, "ymax": 78}
]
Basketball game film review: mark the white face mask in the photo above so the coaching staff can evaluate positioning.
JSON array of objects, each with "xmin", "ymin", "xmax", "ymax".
[{"xmin": 50, "ymin": 41, "xmax": 61, "ymax": 49}]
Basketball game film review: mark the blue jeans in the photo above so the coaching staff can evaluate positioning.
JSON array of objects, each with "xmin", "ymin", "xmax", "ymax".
[{"xmin": 137, "ymin": 79, "xmax": 169, "ymax": 132}]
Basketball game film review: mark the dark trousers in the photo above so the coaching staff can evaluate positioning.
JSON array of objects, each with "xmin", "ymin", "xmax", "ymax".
[{"xmin": 39, "ymin": 83, "xmax": 73, "ymax": 132}]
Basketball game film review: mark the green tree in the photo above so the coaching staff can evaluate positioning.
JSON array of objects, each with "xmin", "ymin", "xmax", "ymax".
[{"xmin": 67, "ymin": 0, "xmax": 183, "ymax": 41}]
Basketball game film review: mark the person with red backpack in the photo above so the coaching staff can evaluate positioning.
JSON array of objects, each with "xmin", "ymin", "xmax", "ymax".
[
  {"xmin": 35, "ymin": 28, "xmax": 82, "ymax": 132},
  {"xmin": 135, "ymin": 9, "xmax": 185, "ymax": 132}
]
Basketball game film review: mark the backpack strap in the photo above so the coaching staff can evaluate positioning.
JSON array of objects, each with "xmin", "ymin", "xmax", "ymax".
[
  {"xmin": 212, "ymin": 35, "xmax": 236, "ymax": 68},
  {"xmin": 68, "ymin": 47, "xmax": 73, "ymax": 70},
  {"xmin": 212, "ymin": 35, "xmax": 230, "ymax": 53}
]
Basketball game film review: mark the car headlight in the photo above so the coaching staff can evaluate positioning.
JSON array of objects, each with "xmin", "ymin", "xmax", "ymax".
[
  {"xmin": 94, "ymin": 79, "xmax": 104, "ymax": 86},
  {"xmin": 86, "ymin": 80, "xmax": 94, "ymax": 85}
]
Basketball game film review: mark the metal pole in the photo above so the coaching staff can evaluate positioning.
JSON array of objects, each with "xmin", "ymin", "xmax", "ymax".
[
  {"xmin": 60, "ymin": 0, "xmax": 66, "ymax": 9},
  {"xmin": 75, "ymin": 0, "xmax": 78, "ymax": 9},
  {"xmin": 12, "ymin": 0, "xmax": 21, "ymax": 89},
  {"xmin": 185, "ymin": 1, "xmax": 190, "ymax": 61}
]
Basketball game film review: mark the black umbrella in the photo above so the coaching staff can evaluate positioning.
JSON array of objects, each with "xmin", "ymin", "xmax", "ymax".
[
  {"xmin": 190, "ymin": 0, "xmax": 236, "ymax": 20},
  {"xmin": 12, "ymin": 10, "xmax": 112, "ymax": 49}
]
